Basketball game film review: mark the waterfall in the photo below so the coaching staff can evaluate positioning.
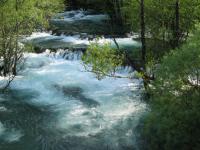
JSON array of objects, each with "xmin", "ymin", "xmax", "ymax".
[
  {"xmin": 44, "ymin": 49, "xmax": 136, "ymax": 76},
  {"xmin": 45, "ymin": 49, "xmax": 83, "ymax": 61}
]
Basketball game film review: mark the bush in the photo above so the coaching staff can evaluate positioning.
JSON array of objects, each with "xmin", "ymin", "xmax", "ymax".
[
  {"xmin": 82, "ymin": 40, "xmax": 125, "ymax": 80},
  {"xmin": 142, "ymin": 27, "xmax": 200, "ymax": 150}
]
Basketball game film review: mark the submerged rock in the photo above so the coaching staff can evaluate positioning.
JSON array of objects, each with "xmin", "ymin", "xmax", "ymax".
[{"xmin": 54, "ymin": 85, "xmax": 100, "ymax": 107}]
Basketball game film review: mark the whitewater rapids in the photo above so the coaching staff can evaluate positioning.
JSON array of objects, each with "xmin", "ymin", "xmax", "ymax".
[{"xmin": 0, "ymin": 51, "xmax": 146, "ymax": 150}]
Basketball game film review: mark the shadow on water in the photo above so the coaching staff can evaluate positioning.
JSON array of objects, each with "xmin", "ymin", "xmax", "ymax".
[
  {"xmin": 0, "ymin": 89, "xmax": 61, "ymax": 150},
  {"xmin": 54, "ymin": 85, "xmax": 100, "ymax": 108},
  {"xmin": 0, "ymin": 88, "xmax": 140, "ymax": 150},
  {"xmin": 0, "ymin": 88, "xmax": 104, "ymax": 150}
]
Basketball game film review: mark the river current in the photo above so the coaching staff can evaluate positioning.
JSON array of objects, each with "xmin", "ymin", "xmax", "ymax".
[
  {"xmin": 0, "ymin": 51, "xmax": 146, "ymax": 150},
  {"xmin": 0, "ymin": 10, "xmax": 146, "ymax": 150}
]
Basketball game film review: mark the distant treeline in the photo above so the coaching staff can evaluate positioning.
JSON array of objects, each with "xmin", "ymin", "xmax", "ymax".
[{"xmin": 66, "ymin": 0, "xmax": 112, "ymax": 11}]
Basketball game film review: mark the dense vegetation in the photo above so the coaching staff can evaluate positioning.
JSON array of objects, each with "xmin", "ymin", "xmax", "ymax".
[
  {"xmin": 141, "ymin": 27, "xmax": 200, "ymax": 150},
  {"xmin": 80, "ymin": 1, "xmax": 200, "ymax": 149},
  {"xmin": 0, "ymin": 0, "xmax": 64, "ymax": 88}
]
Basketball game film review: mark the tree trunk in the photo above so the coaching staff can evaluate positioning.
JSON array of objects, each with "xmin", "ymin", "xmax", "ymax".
[
  {"xmin": 173, "ymin": 0, "xmax": 180, "ymax": 48},
  {"xmin": 13, "ymin": 0, "xmax": 19, "ymax": 76},
  {"xmin": 140, "ymin": 0, "xmax": 146, "ymax": 66}
]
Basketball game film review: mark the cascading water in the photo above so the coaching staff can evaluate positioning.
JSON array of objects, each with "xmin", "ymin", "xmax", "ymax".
[
  {"xmin": 0, "ymin": 50, "xmax": 146, "ymax": 150},
  {"xmin": 0, "ymin": 9, "xmax": 146, "ymax": 150},
  {"xmin": 24, "ymin": 32, "xmax": 141, "ymax": 51},
  {"xmin": 46, "ymin": 49, "xmax": 83, "ymax": 61},
  {"xmin": 23, "ymin": 10, "xmax": 140, "ymax": 50},
  {"xmin": 50, "ymin": 10, "xmax": 110, "ymax": 34}
]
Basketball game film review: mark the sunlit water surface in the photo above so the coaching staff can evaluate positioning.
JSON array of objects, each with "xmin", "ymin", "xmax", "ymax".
[{"xmin": 0, "ymin": 52, "xmax": 146, "ymax": 150}]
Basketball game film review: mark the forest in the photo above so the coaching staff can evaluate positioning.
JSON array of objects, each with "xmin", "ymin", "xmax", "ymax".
[{"xmin": 0, "ymin": 0, "xmax": 199, "ymax": 150}]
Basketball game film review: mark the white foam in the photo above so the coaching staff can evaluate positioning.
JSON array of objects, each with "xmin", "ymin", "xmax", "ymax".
[
  {"xmin": 4, "ymin": 52, "xmax": 146, "ymax": 136},
  {"xmin": 4, "ymin": 130, "xmax": 23, "ymax": 143},
  {"xmin": 0, "ymin": 106, "xmax": 7, "ymax": 112},
  {"xmin": 25, "ymin": 32, "xmax": 140, "ymax": 50},
  {"xmin": 52, "ymin": 10, "xmax": 109, "ymax": 23},
  {"xmin": 25, "ymin": 32, "xmax": 52, "ymax": 40},
  {"xmin": 0, "ymin": 122, "xmax": 23, "ymax": 143},
  {"xmin": 0, "ymin": 122, "xmax": 5, "ymax": 136}
]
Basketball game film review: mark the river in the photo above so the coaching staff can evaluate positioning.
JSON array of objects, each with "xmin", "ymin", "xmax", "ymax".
[{"xmin": 0, "ymin": 10, "xmax": 146, "ymax": 150}]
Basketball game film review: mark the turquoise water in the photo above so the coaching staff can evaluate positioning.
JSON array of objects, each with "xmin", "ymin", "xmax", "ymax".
[{"xmin": 0, "ymin": 52, "xmax": 146, "ymax": 150}]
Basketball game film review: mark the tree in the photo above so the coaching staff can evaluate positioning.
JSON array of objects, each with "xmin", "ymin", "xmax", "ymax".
[
  {"xmin": 141, "ymin": 26, "xmax": 200, "ymax": 150},
  {"xmin": 0, "ymin": 0, "xmax": 64, "ymax": 89},
  {"xmin": 174, "ymin": 0, "xmax": 180, "ymax": 48},
  {"xmin": 82, "ymin": 41, "xmax": 125, "ymax": 80},
  {"xmin": 123, "ymin": 0, "xmax": 200, "ymax": 50},
  {"xmin": 140, "ymin": 0, "xmax": 146, "ymax": 65}
]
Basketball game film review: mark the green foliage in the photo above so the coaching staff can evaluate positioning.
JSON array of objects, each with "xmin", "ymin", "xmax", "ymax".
[
  {"xmin": 122, "ymin": 0, "xmax": 200, "ymax": 48},
  {"xmin": 0, "ymin": 0, "xmax": 64, "ymax": 35},
  {"xmin": 0, "ymin": 0, "xmax": 64, "ymax": 78},
  {"xmin": 82, "ymin": 40, "xmax": 125, "ymax": 80},
  {"xmin": 122, "ymin": 0, "xmax": 140, "ymax": 32},
  {"xmin": 141, "ymin": 27, "xmax": 200, "ymax": 150}
]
